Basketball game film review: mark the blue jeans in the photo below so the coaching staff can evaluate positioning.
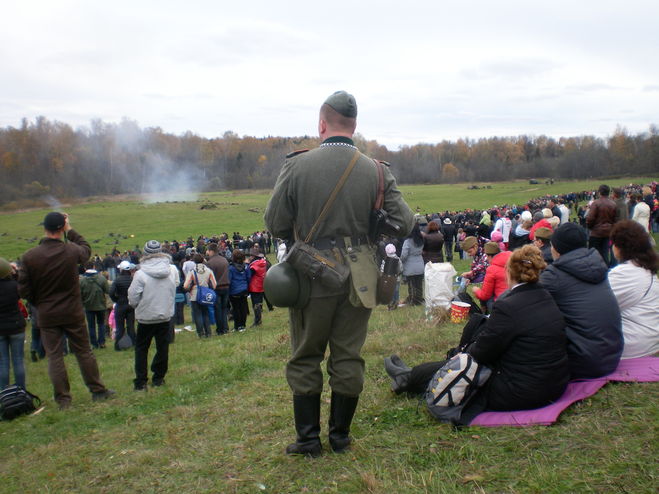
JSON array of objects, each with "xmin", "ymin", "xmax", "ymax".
[
  {"xmin": 190, "ymin": 302, "xmax": 212, "ymax": 337},
  {"xmin": 0, "ymin": 333, "xmax": 26, "ymax": 389},
  {"xmin": 214, "ymin": 288, "xmax": 230, "ymax": 334},
  {"xmin": 86, "ymin": 310, "xmax": 106, "ymax": 347}
]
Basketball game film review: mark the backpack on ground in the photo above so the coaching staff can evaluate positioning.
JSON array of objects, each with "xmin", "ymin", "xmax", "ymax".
[
  {"xmin": 425, "ymin": 353, "xmax": 491, "ymax": 425},
  {"xmin": 0, "ymin": 385, "xmax": 41, "ymax": 420}
]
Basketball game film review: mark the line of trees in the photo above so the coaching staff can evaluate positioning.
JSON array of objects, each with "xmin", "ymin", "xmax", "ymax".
[{"xmin": 1, "ymin": 117, "xmax": 657, "ymax": 206}]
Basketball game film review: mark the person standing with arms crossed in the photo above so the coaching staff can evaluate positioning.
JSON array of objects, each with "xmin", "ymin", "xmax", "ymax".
[
  {"xmin": 265, "ymin": 91, "xmax": 414, "ymax": 456},
  {"xmin": 18, "ymin": 212, "xmax": 114, "ymax": 409}
]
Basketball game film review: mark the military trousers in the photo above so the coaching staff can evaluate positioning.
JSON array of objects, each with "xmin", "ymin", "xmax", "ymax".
[{"xmin": 287, "ymin": 293, "xmax": 371, "ymax": 397}]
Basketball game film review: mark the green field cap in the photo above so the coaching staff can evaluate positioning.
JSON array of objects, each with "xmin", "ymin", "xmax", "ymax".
[{"xmin": 324, "ymin": 90, "xmax": 357, "ymax": 118}]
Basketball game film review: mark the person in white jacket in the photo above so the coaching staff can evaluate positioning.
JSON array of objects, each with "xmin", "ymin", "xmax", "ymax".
[
  {"xmin": 609, "ymin": 221, "xmax": 659, "ymax": 359},
  {"xmin": 128, "ymin": 240, "xmax": 179, "ymax": 390},
  {"xmin": 631, "ymin": 193, "xmax": 651, "ymax": 233}
]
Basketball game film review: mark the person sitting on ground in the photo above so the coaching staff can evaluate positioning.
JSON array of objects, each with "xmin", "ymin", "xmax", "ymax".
[
  {"xmin": 608, "ymin": 220, "xmax": 659, "ymax": 359},
  {"xmin": 539, "ymin": 223, "xmax": 623, "ymax": 379},
  {"xmin": 508, "ymin": 211, "xmax": 533, "ymax": 250},
  {"xmin": 472, "ymin": 242, "xmax": 512, "ymax": 313},
  {"xmin": 384, "ymin": 245, "xmax": 569, "ymax": 417},
  {"xmin": 460, "ymin": 236, "xmax": 489, "ymax": 284},
  {"xmin": 528, "ymin": 211, "xmax": 552, "ymax": 241},
  {"xmin": 489, "ymin": 230, "xmax": 506, "ymax": 252},
  {"xmin": 532, "ymin": 227, "xmax": 554, "ymax": 266}
]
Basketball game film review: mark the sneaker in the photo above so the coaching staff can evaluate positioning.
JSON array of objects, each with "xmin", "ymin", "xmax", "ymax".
[
  {"xmin": 152, "ymin": 379, "xmax": 165, "ymax": 387},
  {"xmin": 238, "ymin": 327, "xmax": 246, "ymax": 333},
  {"xmin": 134, "ymin": 385, "xmax": 147, "ymax": 392},
  {"xmin": 30, "ymin": 350, "xmax": 38, "ymax": 362},
  {"xmin": 92, "ymin": 389, "xmax": 116, "ymax": 401}
]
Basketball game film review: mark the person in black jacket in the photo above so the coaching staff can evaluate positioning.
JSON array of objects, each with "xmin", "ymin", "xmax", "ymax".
[
  {"xmin": 0, "ymin": 258, "xmax": 27, "ymax": 389},
  {"xmin": 539, "ymin": 222, "xmax": 623, "ymax": 378},
  {"xmin": 441, "ymin": 218, "xmax": 456, "ymax": 262},
  {"xmin": 385, "ymin": 244, "xmax": 570, "ymax": 414},
  {"xmin": 109, "ymin": 261, "xmax": 136, "ymax": 351}
]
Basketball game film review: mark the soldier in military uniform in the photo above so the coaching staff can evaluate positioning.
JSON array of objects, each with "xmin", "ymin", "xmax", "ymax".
[{"xmin": 264, "ymin": 90, "xmax": 414, "ymax": 457}]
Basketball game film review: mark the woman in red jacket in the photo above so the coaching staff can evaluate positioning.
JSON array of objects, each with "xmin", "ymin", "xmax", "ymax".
[
  {"xmin": 248, "ymin": 249, "xmax": 268, "ymax": 327},
  {"xmin": 473, "ymin": 243, "xmax": 512, "ymax": 312}
]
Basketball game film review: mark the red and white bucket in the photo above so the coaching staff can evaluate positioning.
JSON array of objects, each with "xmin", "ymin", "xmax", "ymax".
[{"xmin": 450, "ymin": 301, "xmax": 471, "ymax": 324}]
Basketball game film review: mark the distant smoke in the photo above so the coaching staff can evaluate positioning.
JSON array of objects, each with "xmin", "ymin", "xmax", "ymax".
[
  {"xmin": 42, "ymin": 194, "xmax": 63, "ymax": 210},
  {"xmin": 139, "ymin": 153, "xmax": 205, "ymax": 203}
]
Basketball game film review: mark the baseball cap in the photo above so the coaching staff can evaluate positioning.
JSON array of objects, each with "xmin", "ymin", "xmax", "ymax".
[{"xmin": 42, "ymin": 212, "xmax": 66, "ymax": 232}]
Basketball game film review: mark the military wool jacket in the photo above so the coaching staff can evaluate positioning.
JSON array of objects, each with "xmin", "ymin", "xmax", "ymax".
[{"xmin": 264, "ymin": 136, "xmax": 414, "ymax": 305}]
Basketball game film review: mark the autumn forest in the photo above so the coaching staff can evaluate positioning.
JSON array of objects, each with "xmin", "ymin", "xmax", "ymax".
[{"xmin": 1, "ymin": 117, "xmax": 657, "ymax": 207}]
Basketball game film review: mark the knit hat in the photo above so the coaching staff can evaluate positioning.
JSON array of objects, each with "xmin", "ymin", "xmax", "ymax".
[
  {"xmin": 143, "ymin": 240, "xmax": 162, "ymax": 255},
  {"xmin": 520, "ymin": 211, "xmax": 533, "ymax": 222},
  {"xmin": 324, "ymin": 90, "xmax": 357, "ymax": 118},
  {"xmin": 490, "ymin": 231, "xmax": 503, "ymax": 242},
  {"xmin": 385, "ymin": 243, "xmax": 397, "ymax": 257},
  {"xmin": 484, "ymin": 242, "xmax": 500, "ymax": 255},
  {"xmin": 550, "ymin": 223, "xmax": 587, "ymax": 255},
  {"xmin": 534, "ymin": 227, "xmax": 553, "ymax": 241},
  {"xmin": 461, "ymin": 236, "xmax": 477, "ymax": 251},
  {"xmin": 0, "ymin": 258, "xmax": 11, "ymax": 279}
]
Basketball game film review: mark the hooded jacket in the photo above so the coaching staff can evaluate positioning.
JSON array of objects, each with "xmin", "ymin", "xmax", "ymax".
[
  {"xmin": 473, "ymin": 251, "xmax": 512, "ymax": 302},
  {"xmin": 540, "ymin": 247, "xmax": 623, "ymax": 378},
  {"xmin": 228, "ymin": 263, "xmax": 251, "ymax": 296},
  {"xmin": 469, "ymin": 282, "xmax": 569, "ymax": 411},
  {"xmin": 128, "ymin": 254, "xmax": 179, "ymax": 324},
  {"xmin": 79, "ymin": 271, "xmax": 109, "ymax": 311},
  {"xmin": 248, "ymin": 257, "xmax": 267, "ymax": 293}
]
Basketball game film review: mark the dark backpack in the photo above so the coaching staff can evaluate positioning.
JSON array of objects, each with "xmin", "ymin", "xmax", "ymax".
[{"xmin": 0, "ymin": 385, "xmax": 41, "ymax": 420}]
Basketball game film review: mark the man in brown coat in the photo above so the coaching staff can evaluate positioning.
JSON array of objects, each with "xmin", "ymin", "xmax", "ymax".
[
  {"xmin": 586, "ymin": 184, "xmax": 617, "ymax": 266},
  {"xmin": 18, "ymin": 212, "xmax": 114, "ymax": 409},
  {"xmin": 205, "ymin": 243, "xmax": 230, "ymax": 335}
]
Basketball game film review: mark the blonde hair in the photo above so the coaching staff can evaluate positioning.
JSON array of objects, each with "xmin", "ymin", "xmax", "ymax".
[{"xmin": 507, "ymin": 244, "xmax": 546, "ymax": 284}]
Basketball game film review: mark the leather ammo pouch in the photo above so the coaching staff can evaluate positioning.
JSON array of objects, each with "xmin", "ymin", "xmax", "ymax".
[{"xmin": 285, "ymin": 241, "xmax": 350, "ymax": 290}]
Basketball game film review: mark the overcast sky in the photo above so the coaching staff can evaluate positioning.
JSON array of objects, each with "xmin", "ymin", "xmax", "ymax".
[{"xmin": 2, "ymin": 0, "xmax": 658, "ymax": 149}]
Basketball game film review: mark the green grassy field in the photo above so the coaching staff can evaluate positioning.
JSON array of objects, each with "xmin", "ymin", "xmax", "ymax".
[
  {"xmin": 0, "ymin": 178, "xmax": 658, "ymax": 493},
  {"xmin": 0, "ymin": 177, "xmax": 656, "ymax": 261}
]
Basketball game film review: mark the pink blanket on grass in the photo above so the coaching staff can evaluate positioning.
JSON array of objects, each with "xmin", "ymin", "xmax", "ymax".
[
  {"xmin": 470, "ymin": 356, "xmax": 659, "ymax": 427},
  {"xmin": 604, "ymin": 356, "xmax": 659, "ymax": 382}
]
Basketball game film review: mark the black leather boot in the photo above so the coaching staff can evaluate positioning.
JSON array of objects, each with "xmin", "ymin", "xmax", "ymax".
[
  {"xmin": 328, "ymin": 392, "xmax": 359, "ymax": 453},
  {"xmin": 285, "ymin": 394, "xmax": 322, "ymax": 457},
  {"xmin": 384, "ymin": 356, "xmax": 412, "ymax": 394}
]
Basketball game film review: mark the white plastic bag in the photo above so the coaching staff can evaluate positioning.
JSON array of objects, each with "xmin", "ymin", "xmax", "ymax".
[{"xmin": 424, "ymin": 262, "xmax": 457, "ymax": 310}]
